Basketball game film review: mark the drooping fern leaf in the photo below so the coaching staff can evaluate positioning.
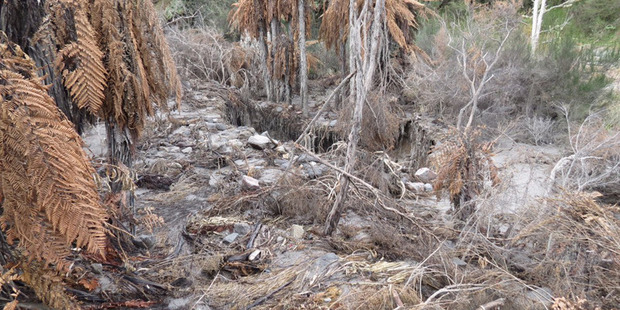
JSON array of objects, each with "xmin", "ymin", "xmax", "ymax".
[
  {"xmin": 34, "ymin": 0, "xmax": 182, "ymax": 155},
  {"xmin": 49, "ymin": 0, "xmax": 107, "ymax": 116},
  {"xmin": 0, "ymin": 33, "xmax": 108, "ymax": 269}
]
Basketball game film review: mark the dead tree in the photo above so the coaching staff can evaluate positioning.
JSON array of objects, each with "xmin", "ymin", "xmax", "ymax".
[
  {"xmin": 299, "ymin": 0, "xmax": 308, "ymax": 116},
  {"xmin": 324, "ymin": 0, "xmax": 386, "ymax": 235}
]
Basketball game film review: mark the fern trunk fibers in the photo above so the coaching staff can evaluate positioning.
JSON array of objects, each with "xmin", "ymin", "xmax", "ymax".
[
  {"xmin": 106, "ymin": 118, "xmax": 137, "ymax": 233},
  {"xmin": 298, "ymin": 0, "xmax": 308, "ymax": 116}
]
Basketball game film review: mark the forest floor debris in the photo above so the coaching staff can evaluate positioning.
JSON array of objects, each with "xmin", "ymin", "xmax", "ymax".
[{"xmin": 74, "ymin": 80, "xmax": 620, "ymax": 309}]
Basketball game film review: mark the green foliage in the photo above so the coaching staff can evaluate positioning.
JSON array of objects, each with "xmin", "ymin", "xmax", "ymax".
[
  {"xmin": 409, "ymin": 1, "xmax": 619, "ymax": 125},
  {"xmin": 538, "ymin": 0, "xmax": 620, "ymax": 45},
  {"xmin": 155, "ymin": 0, "xmax": 236, "ymax": 33},
  {"xmin": 570, "ymin": 0, "xmax": 620, "ymax": 43}
]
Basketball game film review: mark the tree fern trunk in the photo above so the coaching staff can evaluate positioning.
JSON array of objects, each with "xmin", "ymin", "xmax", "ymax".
[{"xmin": 0, "ymin": 0, "xmax": 91, "ymax": 134}]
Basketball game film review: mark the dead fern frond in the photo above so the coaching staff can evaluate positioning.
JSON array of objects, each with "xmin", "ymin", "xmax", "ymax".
[
  {"xmin": 320, "ymin": 0, "xmax": 434, "ymax": 55},
  {"xmin": 0, "ymin": 34, "xmax": 108, "ymax": 268},
  {"xmin": 431, "ymin": 127, "xmax": 499, "ymax": 220},
  {"xmin": 52, "ymin": 0, "xmax": 107, "ymax": 115},
  {"xmin": 18, "ymin": 261, "xmax": 79, "ymax": 309},
  {"xmin": 34, "ymin": 0, "xmax": 182, "ymax": 145}
]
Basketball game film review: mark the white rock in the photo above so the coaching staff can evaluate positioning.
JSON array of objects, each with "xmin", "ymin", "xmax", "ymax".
[
  {"xmin": 290, "ymin": 224, "xmax": 304, "ymax": 239},
  {"xmin": 415, "ymin": 167, "xmax": 437, "ymax": 183},
  {"xmin": 424, "ymin": 183, "xmax": 433, "ymax": 192},
  {"xmin": 223, "ymin": 233, "xmax": 239, "ymax": 244},
  {"xmin": 248, "ymin": 135, "xmax": 274, "ymax": 150},
  {"xmin": 406, "ymin": 182, "xmax": 426, "ymax": 193},
  {"xmin": 181, "ymin": 147, "xmax": 192, "ymax": 154},
  {"xmin": 242, "ymin": 175, "xmax": 260, "ymax": 190},
  {"xmin": 249, "ymin": 249, "xmax": 261, "ymax": 261}
]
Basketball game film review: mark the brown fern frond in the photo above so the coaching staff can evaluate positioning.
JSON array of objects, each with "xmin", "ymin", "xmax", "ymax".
[
  {"xmin": 130, "ymin": 0, "xmax": 183, "ymax": 108},
  {"xmin": 0, "ymin": 35, "xmax": 108, "ymax": 267},
  {"xmin": 431, "ymin": 127, "xmax": 499, "ymax": 215},
  {"xmin": 18, "ymin": 261, "xmax": 79, "ymax": 309},
  {"xmin": 320, "ymin": 0, "xmax": 434, "ymax": 56},
  {"xmin": 50, "ymin": 0, "xmax": 107, "ymax": 115},
  {"xmin": 34, "ymin": 0, "xmax": 182, "ymax": 143}
]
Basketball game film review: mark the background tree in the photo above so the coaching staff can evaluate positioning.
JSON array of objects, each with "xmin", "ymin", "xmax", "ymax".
[
  {"xmin": 229, "ymin": 0, "xmax": 312, "ymax": 104},
  {"xmin": 531, "ymin": 0, "xmax": 580, "ymax": 55}
]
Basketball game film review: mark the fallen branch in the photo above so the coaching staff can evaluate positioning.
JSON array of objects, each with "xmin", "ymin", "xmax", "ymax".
[
  {"xmin": 391, "ymin": 285, "xmax": 404, "ymax": 308},
  {"xmin": 245, "ymin": 279, "xmax": 294, "ymax": 310},
  {"xmin": 294, "ymin": 144, "xmax": 439, "ymax": 241},
  {"xmin": 295, "ymin": 71, "xmax": 356, "ymax": 145},
  {"xmin": 246, "ymin": 222, "xmax": 262, "ymax": 250},
  {"xmin": 478, "ymin": 298, "xmax": 506, "ymax": 310}
]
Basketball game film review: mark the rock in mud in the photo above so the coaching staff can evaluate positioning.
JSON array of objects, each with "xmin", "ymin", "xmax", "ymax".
[
  {"xmin": 223, "ymin": 232, "xmax": 239, "ymax": 244},
  {"xmin": 133, "ymin": 234, "xmax": 156, "ymax": 249},
  {"xmin": 297, "ymin": 153, "xmax": 319, "ymax": 163},
  {"xmin": 259, "ymin": 168, "xmax": 283, "ymax": 184},
  {"xmin": 248, "ymin": 135, "xmax": 274, "ymax": 150},
  {"xmin": 242, "ymin": 175, "xmax": 260, "ymax": 190},
  {"xmin": 91, "ymin": 263, "xmax": 103, "ymax": 274},
  {"xmin": 406, "ymin": 182, "xmax": 426, "ymax": 193},
  {"xmin": 303, "ymin": 162, "xmax": 327, "ymax": 179},
  {"xmin": 307, "ymin": 253, "xmax": 340, "ymax": 279},
  {"xmin": 415, "ymin": 167, "xmax": 437, "ymax": 183},
  {"xmin": 233, "ymin": 222, "xmax": 252, "ymax": 236},
  {"xmin": 290, "ymin": 224, "xmax": 305, "ymax": 239},
  {"xmin": 424, "ymin": 183, "xmax": 433, "ymax": 192},
  {"xmin": 168, "ymin": 297, "xmax": 191, "ymax": 310}
]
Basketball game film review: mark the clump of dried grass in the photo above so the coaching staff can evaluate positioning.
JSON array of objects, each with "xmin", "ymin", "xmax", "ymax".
[
  {"xmin": 336, "ymin": 92, "xmax": 401, "ymax": 152},
  {"xmin": 511, "ymin": 191, "xmax": 620, "ymax": 308}
]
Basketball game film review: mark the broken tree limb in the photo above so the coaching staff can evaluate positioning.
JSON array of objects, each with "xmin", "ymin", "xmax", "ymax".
[
  {"xmin": 295, "ymin": 70, "xmax": 357, "ymax": 145},
  {"xmin": 246, "ymin": 222, "xmax": 262, "ymax": 250},
  {"xmin": 295, "ymin": 144, "xmax": 438, "ymax": 241},
  {"xmin": 324, "ymin": 0, "xmax": 385, "ymax": 236},
  {"xmin": 245, "ymin": 279, "xmax": 294, "ymax": 310},
  {"xmin": 478, "ymin": 298, "xmax": 506, "ymax": 310}
]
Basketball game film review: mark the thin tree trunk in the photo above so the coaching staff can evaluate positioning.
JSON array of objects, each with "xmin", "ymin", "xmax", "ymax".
[
  {"xmin": 324, "ymin": 0, "xmax": 385, "ymax": 236},
  {"xmin": 333, "ymin": 38, "xmax": 347, "ymax": 109},
  {"xmin": 531, "ymin": 0, "xmax": 546, "ymax": 55},
  {"xmin": 270, "ymin": 17, "xmax": 281, "ymax": 102},
  {"xmin": 298, "ymin": 0, "xmax": 308, "ymax": 116},
  {"xmin": 253, "ymin": 0, "xmax": 272, "ymax": 101},
  {"xmin": 257, "ymin": 30, "xmax": 273, "ymax": 101}
]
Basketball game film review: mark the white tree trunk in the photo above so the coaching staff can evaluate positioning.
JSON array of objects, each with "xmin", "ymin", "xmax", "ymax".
[
  {"xmin": 324, "ymin": 0, "xmax": 385, "ymax": 235},
  {"xmin": 298, "ymin": 0, "xmax": 308, "ymax": 116},
  {"xmin": 531, "ymin": 0, "xmax": 546, "ymax": 55}
]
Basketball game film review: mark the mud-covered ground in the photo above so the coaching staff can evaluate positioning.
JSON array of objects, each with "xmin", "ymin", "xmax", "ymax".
[{"xmin": 80, "ymin": 80, "xmax": 617, "ymax": 310}]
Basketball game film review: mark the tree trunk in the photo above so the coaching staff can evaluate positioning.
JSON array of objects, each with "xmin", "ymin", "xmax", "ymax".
[
  {"xmin": 333, "ymin": 37, "xmax": 347, "ymax": 109},
  {"xmin": 270, "ymin": 17, "xmax": 281, "ymax": 102},
  {"xmin": 253, "ymin": 0, "xmax": 272, "ymax": 101},
  {"xmin": 531, "ymin": 0, "xmax": 546, "ymax": 55},
  {"xmin": 0, "ymin": 0, "xmax": 92, "ymax": 134},
  {"xmin": 324, "ymin": 0, "xmax": 385, "ymax": 236},
  {"xmin": 298, "ymin": 0, "xmax": 308, "ymax": 116}
]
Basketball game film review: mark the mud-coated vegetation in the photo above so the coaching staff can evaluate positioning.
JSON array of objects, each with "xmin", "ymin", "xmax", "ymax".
[{"xmin": 1, "ymin": 0, "xmax": 619, "ymax": 309}]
